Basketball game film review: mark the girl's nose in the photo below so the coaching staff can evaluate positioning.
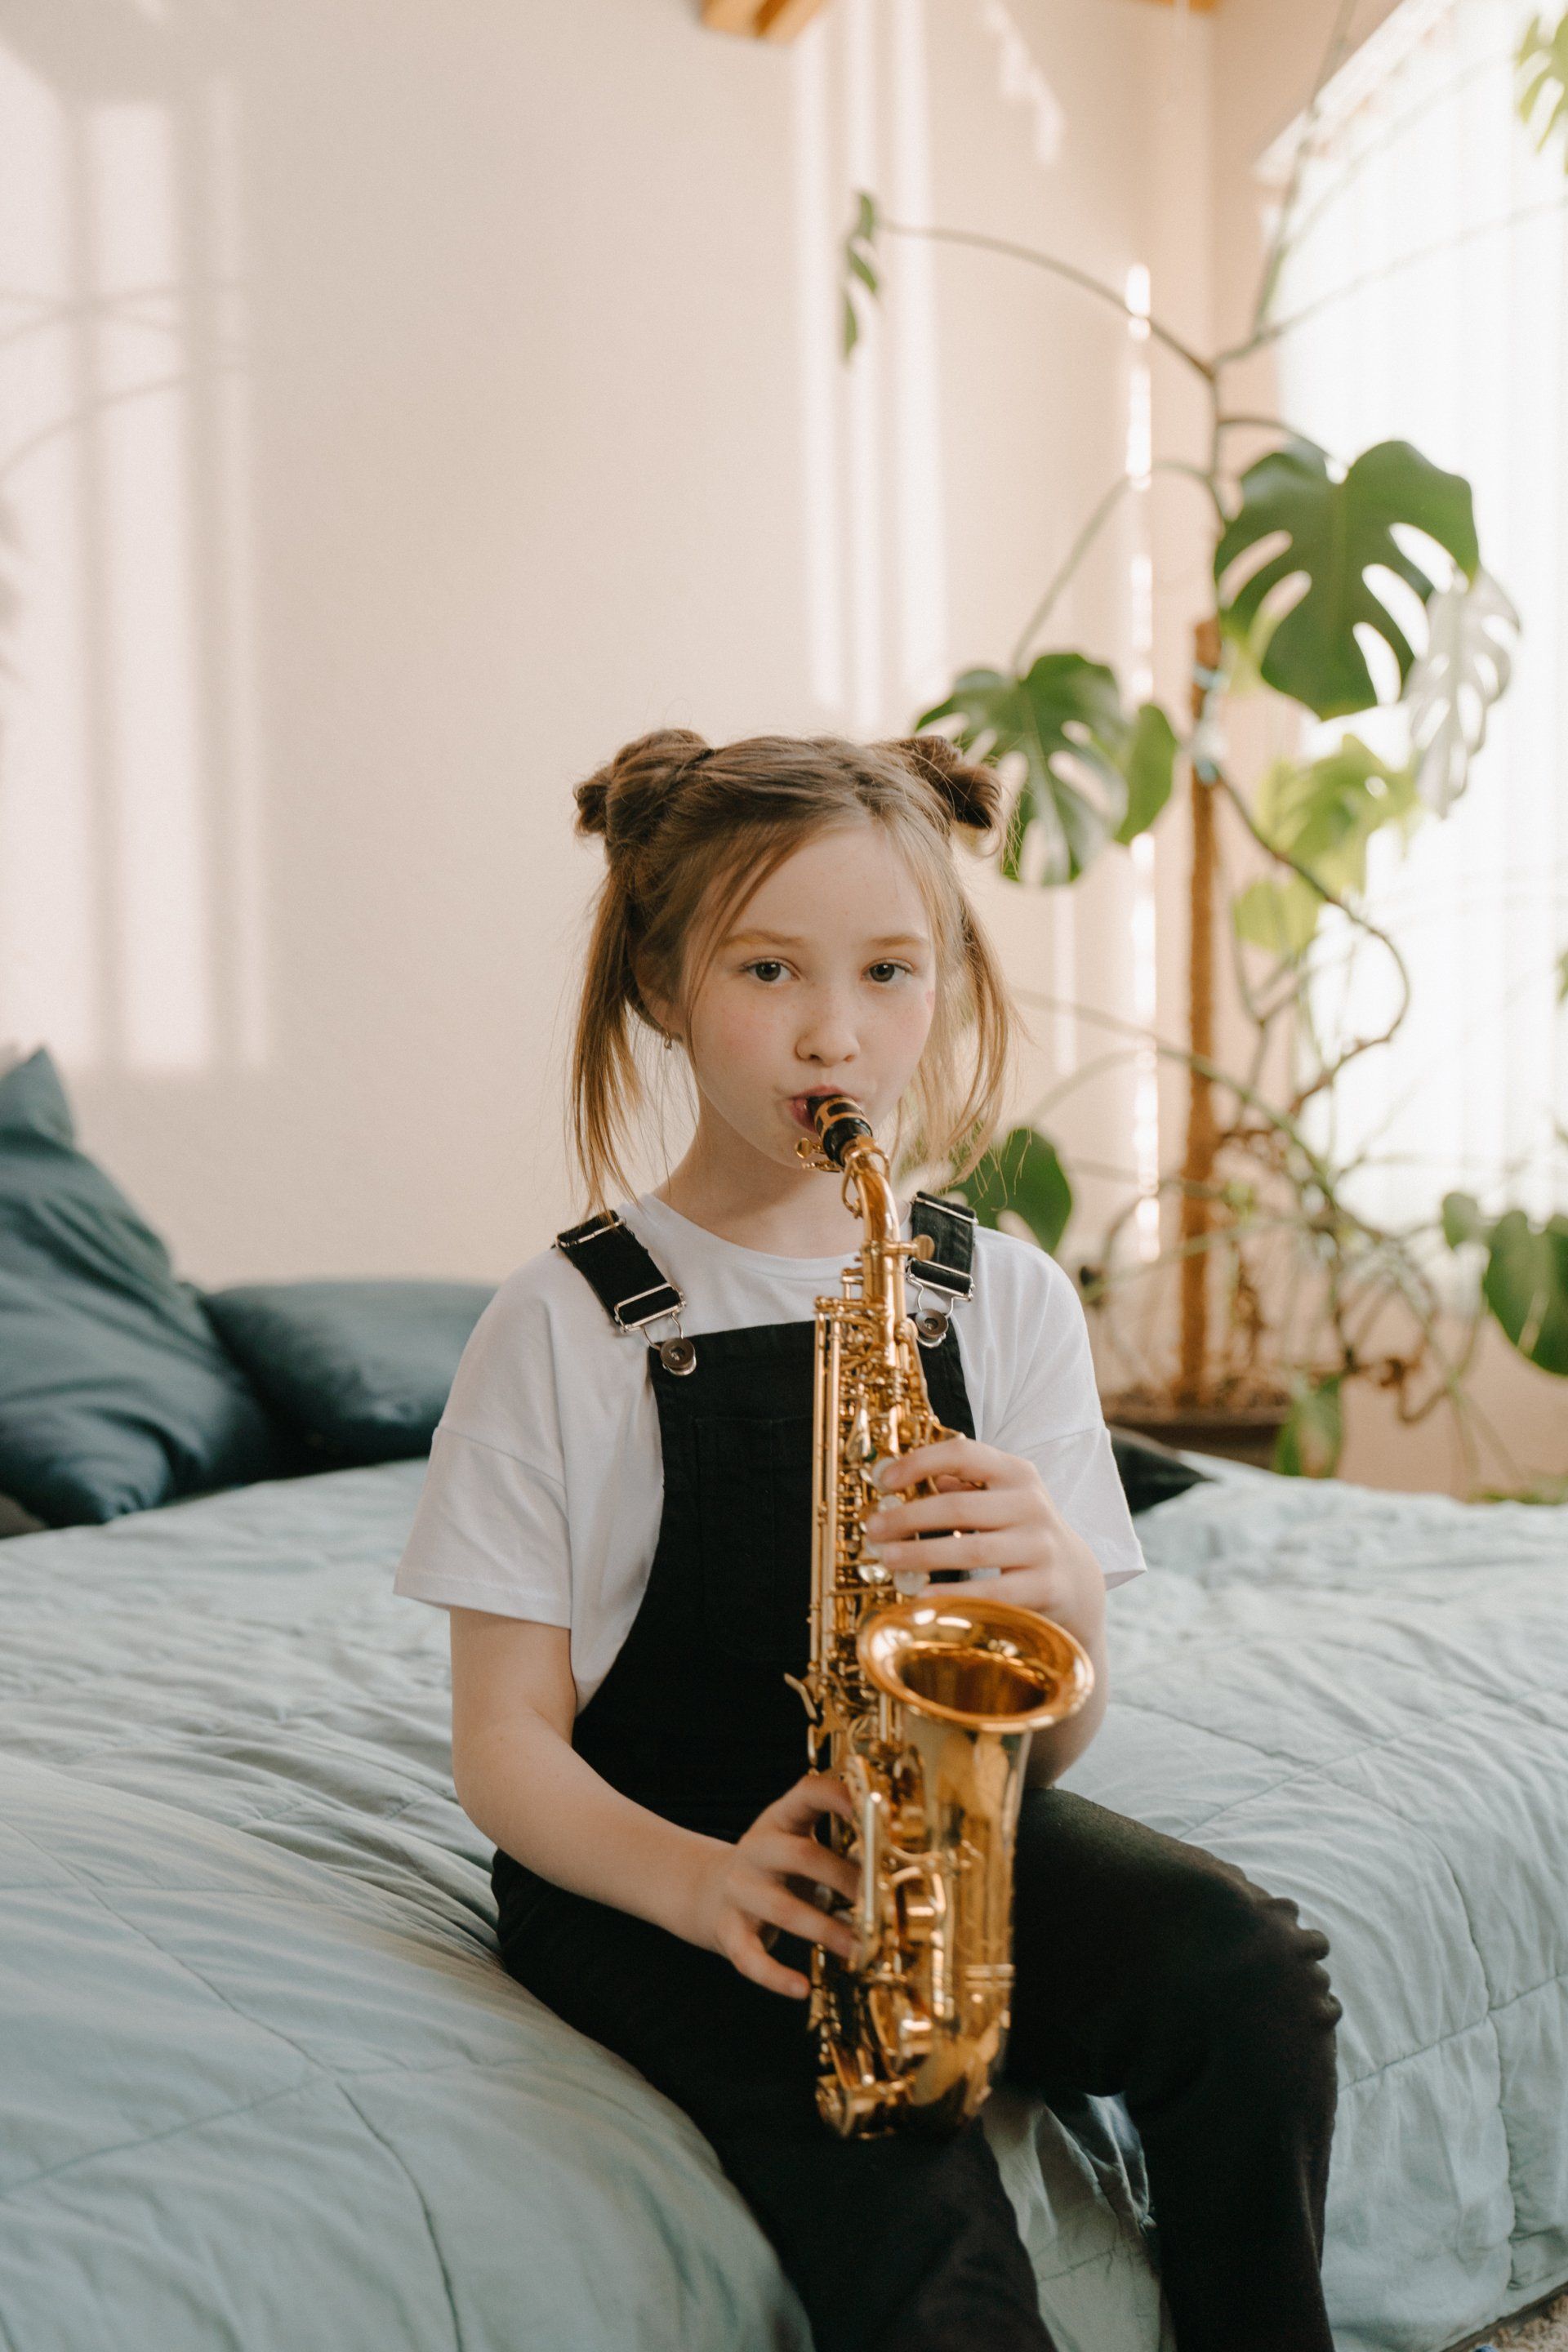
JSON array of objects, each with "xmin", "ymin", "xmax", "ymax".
[{"xmin": 798, "ymin": 1004, "xmax": 859, "ymax": 1067}]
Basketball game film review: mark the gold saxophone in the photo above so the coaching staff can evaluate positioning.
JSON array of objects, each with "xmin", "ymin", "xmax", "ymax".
[{"xmin": 792, "ymin": 1094, "xmax": 1094, "ymax": 2137}]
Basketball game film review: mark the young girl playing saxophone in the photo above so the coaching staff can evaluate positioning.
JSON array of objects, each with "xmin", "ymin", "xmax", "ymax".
[{"xmin": 394, "ymin": 729, "xmax": 1342, "ymax": 2352}]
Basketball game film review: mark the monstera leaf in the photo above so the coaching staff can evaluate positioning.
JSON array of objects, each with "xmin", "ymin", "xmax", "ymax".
[
  {"xmin": 947, "ymin": 1125, "xmax": 1072, "ymax": 1256},
  {"xmin": 920, "ymin": 654, "xmax": 1177, "ymax": 884},
  {"xmin": 1214, "ymin": 439, "xmax": 1479, "ymax": 719},
  {"xmin": 1518, "ymin": 11, "xmax": 1568, "ymax": 162},
  {"xmin": 1441, "ymin": 1195, "xmax": 1568, "ymax": 1376},
  {"xmin": 1405, "ymin": 568, "xmax": 1520, "ymax": 815},
  {"xmin": 1232, "ymin": 738, "xmax": 1420, "ymax": 963}
]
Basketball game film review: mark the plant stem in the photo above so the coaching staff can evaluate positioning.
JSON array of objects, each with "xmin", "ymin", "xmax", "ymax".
[{"xmin": 875, "ymin": 216, "xmax": 1216, "ymax": 384}]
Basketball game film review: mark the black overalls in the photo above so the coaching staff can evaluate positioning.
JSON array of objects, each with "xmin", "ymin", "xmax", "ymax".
[{"xmin": 492, "ymin": 1204, "xmax": 1343, "ymax": 2352}]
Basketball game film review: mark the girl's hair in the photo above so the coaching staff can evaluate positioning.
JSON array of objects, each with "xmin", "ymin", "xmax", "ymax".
[{"xmin": 568, "ymin": 729, "xmax": 1018, "ymax": 1209}]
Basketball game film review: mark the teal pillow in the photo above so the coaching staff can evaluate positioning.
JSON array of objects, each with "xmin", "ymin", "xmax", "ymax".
[
  {"xmin": 0, "ymin": 1049, "xmax": 291, "ymax": 1526},
  {"xmin": 203, "ymin": 1281, "xmax": 494, "ymax": 1465}
]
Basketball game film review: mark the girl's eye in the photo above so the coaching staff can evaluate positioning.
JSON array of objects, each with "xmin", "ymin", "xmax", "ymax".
[
  {"xmin": 867, "ymin": 962, "xmax": 912, "ymax": 984},
  {"xmin": 745, "ymin": 960, "xmax": 788, "ymax": 984}
]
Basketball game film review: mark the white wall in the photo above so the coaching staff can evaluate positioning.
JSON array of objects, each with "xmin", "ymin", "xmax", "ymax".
[{"xmin": 0, "ymin": 0, "xmax": 1217, "ymax": 1287}]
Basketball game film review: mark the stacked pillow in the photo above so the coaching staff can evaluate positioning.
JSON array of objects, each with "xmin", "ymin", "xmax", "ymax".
[
  {"xmin": 0, "ymin": 1045, "xmax": 1206, "ymax": 1532},
  {"xmin": 0, "ymin": 1049, "xmax": 493, "ymax": 1527}
]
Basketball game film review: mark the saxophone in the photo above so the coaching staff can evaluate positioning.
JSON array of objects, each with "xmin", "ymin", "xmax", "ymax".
[{"xmin": 792, "ymin": 1094, "xmax": 1094, "ymax": 2137}]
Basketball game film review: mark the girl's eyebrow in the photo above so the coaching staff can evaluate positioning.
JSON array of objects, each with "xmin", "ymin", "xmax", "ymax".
[{"xmin": 724, "ymin": 929, "xmax": 929, "ymax": 949}]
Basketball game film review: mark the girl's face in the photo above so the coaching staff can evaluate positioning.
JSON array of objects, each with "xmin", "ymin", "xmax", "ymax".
[{"xmin": 675, "ymin": 818, "xmax": 938, "ymax": 1173}]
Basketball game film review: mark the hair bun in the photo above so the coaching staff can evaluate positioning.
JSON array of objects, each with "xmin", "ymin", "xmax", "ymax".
[
  {"xmin": 880, "ymin": 735, "xmax": 1004, "ymax": 836},
  {"xmin": 574, "ymin": 729, "xmax": 712, "ymax": 864}
]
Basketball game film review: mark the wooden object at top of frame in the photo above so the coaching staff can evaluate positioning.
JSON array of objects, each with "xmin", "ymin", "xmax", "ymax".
[
  {"xmin": 701, "ymin": 0, "xmax": 1216, "ymax": 40},
  {"xmin": 701, "ymin": 0, "xmax": 831, "ymax": 42}
]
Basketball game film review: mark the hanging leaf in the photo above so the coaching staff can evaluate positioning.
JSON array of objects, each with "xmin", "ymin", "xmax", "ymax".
[
  {"xmin": 1441, "ymin": 1191, "xmax": 1489, "ymax": 1249},
  {"xmin": 1481, "ymin": 1209, "xmax": 1568, "ymax": 1376},
  {"xmin": 1115, "ymin": 702, "xmax": 1180, "ymax": 843},
  {"xmin": 947, "ymin": 1126, "xmax": 1072, "ymax": 1256},
  {"xmin": 1232, "ymin": 875, "xmax": 1323, "ymax": 963},
  {"xmin": 1272, "ymin": 1374, "xmax": 1344, "ymax": 1479},
  {"xmin": 1405, "ymin": 568, "xmax": 1520, "ymax": 815},
  {"xmin": 1518, "ymin": 11, "xmax": 1568, "ymax": 162},
  {"xmin": 1214, "ymin": 439, "xmax": 1479, "ymax": 719},
  {"xmin": 919, "ymin": 654, "xmax": 1175, "ymax": 884},
  {"xmin": 842, "ymin": 189, "xmax": 881, "ymax": 358},
  {"xmin": 1232, "ymin": 737, "xmax": 1420, "ymax": 963},
  {"xmin": 1255, "ymin": 737, "xmax": 1420, "ymax": 893}
]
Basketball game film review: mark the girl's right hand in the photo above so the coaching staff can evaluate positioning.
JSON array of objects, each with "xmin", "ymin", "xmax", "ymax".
[{"xmin": 688, "ymin": 1773, "xmax": 862, "ymax": 1998}]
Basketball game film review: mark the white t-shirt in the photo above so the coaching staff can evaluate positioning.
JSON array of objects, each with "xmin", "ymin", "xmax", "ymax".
[{"xmin": 393, "ymin": 1191, "xmax": 1147, "ymax": 1708}]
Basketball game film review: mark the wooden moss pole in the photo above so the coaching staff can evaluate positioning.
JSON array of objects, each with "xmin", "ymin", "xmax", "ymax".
[{"xmin": 1177, "ymin": 616, "xmax": 1222, "ymax": 1405}]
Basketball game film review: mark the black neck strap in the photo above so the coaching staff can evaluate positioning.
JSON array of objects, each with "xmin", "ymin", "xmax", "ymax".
[{"xmin": 555, "ymin": 1190, "xmax": 977, "ymax": 1336}]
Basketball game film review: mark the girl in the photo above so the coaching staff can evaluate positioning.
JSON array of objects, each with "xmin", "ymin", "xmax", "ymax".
[{"xmin": 394, "ymin": 729, "xmax": 1342, "ymax": 2352}]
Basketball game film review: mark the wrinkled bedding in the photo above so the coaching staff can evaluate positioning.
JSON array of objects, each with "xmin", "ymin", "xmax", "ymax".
[{"xmin": 0, "ymin": 1455, "xmax": 1562, "ymax": 2351}]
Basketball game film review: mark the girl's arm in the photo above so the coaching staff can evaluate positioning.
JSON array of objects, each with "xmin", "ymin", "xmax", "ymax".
[{"xmin": 449, "ymin": 1606, "xmax": 858, "ymax": 1997}]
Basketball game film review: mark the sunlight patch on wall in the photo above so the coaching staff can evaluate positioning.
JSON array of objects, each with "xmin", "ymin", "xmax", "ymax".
[
  {"xmin": 0, "ymin": 42, "xmax": 269, "ymax": 1076},
  {"xmin": 1125, "ymin": 264, "xmax": 1161, "ymax": 1261},
  {"xmin": 793, "ymin": 25, "xmax": 845, "ymax": 714},
  {"xmin": 889, "ymin": 0, "xmax": 947, "ymax": 709},
  {"xmin": 0, "ymin": 48, "xmax": 98, "ymax": 1063},
  {"xmin": 844, "ymin": 0, "xmax": 884, "ymax": 731},
  {"xmin": 90, "ymin": 100, "xmax": 212, "ymax": 1071}
]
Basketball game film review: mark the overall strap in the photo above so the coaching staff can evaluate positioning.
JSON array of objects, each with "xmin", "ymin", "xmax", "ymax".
[{"xmin": 554, "ymin": 1212, "xmax": 696, "ymax": 1373}]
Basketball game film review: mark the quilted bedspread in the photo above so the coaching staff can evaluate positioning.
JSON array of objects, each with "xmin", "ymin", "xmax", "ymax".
[{"xmin": 0, "ymin": 1454, "xmax": 1562, "ymax": 2351}]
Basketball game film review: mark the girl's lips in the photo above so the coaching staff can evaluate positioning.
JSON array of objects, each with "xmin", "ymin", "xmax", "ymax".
[{"xmin": 787, "ymin": 1096, "xmax": 819, "ymax": 1132}]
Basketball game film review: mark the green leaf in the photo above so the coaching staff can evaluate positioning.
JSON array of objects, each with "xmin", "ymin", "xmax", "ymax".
[
  {"xmin": 1557, "ymin": 946, "xmax": 1568, "ymax": 1004},
  {"xmin": 1232, "ymin": 875, "xmax": 1322, "ymax": 962},
  {"xmin": 1214, "ymin": 439, "xmax": 1480, "ymax": 719},
  {"xmin": 1481, "ymin": 1209, "xmax": 1568, "ymax": 1375},
  {"xmin": 1441, "ymin": 1191, "xmax": 1489, "ymax": 1249},
  {"xmin": 1272, "ymin": 1374, "xmax": 1343, "ymax": 1479},
  {"xmin": 842, "ymin": 188, "xmax": 882, "ymax": 360},
  {"xmin": 947, "ymin": 1126, "xmax": 1072, "ymax": 1256},
  {"xmin": 1232, "ymin": 737, "xmax": 1420, "ymax": 962},
  {"xmin": 1257, "ymin": 737, "xmax": 1419, "ymax": 887},
  {"xmin": 1114, "ymin": 702, "xmax": 1179, "ymax": 843},
  {"xmin": 1517, "ymin": 11, "xmax": 1568, "ymax": 160},
  {"xmin": 920, "ymin": 655, "xmax": 1169, "ymax": 885}
]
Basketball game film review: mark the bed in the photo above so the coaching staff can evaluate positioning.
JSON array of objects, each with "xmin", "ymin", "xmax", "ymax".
[{"xmin": 1, "ymin": 1448, "xmax": 1562, "ymax": 2352}]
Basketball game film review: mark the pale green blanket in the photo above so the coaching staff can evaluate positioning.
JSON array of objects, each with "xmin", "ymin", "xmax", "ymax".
[{"xmin": 0, "ymin": 1457, "xmax": 1562, "ymax": 2350}]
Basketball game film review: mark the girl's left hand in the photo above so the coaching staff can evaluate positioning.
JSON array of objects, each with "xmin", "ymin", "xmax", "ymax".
[{"xmin": 861, "ymin": 1437, "xmax": 1106, "ymax": 1647}]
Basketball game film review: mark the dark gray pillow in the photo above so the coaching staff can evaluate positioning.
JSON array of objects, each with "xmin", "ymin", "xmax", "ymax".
[
  {"xmin": 1109, "ymin": 1428, "xmax": 1214, "ymax": 1514},
  {"xmin": 0, "ymin": 1049, "xmax": 289, "ymax": 1526},
  {"xmin": 203, "ymin": 1281, "xmax": 495, "ymax": 1466}
]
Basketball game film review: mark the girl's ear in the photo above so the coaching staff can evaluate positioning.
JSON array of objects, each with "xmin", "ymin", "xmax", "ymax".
[{"xmin": 633, "ymin": 959, "xmax": 679, "ymax": 1045}]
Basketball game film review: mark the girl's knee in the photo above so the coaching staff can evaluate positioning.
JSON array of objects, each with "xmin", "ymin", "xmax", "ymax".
[{"xmin": 1160, "ymin": 1868, "xmax": 1343, "ymax": 2065}]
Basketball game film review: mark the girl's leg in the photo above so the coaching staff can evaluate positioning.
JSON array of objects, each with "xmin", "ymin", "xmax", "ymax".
[
  {"xmin": 1004, "ymin": 1787, "xmax": 1343, "ymax": 2352},
  {"xmin": 494, "ymin": 1859, "xmax": 1054, "ymax": 2352}
]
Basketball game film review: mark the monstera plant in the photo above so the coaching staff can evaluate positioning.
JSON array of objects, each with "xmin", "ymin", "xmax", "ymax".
[{"xmin": 845, "ymin": 37, "xmax": 1568, "ymax": 1490}]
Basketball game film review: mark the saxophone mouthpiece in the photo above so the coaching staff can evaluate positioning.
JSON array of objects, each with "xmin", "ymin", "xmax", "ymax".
[{"xmin": 808, "ymin": 1094, "xmax": 875, "ymax": 1170}]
